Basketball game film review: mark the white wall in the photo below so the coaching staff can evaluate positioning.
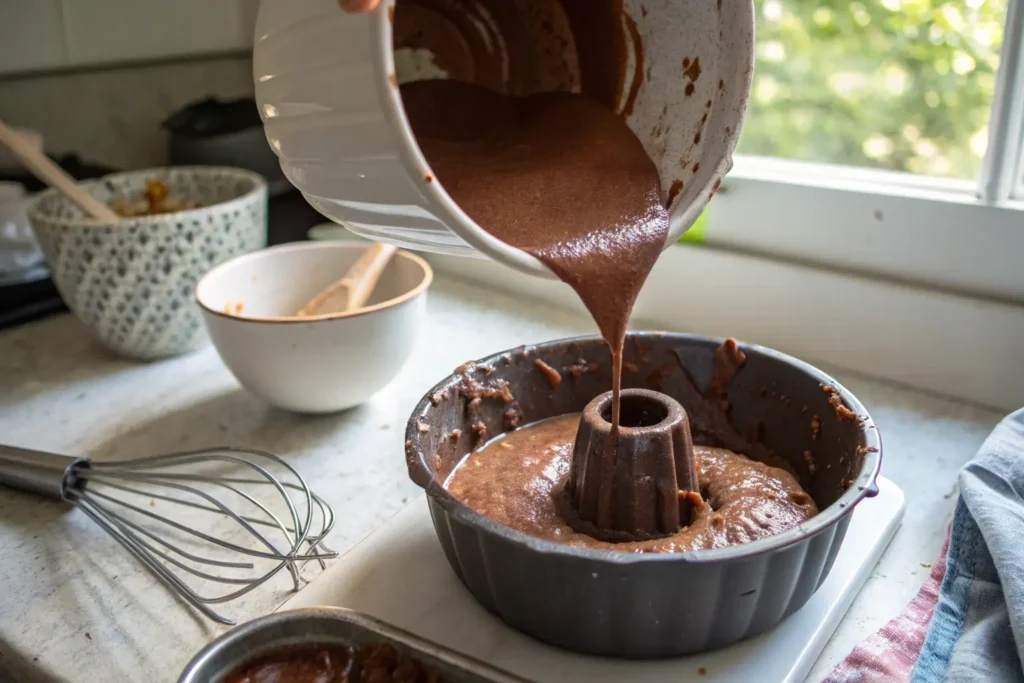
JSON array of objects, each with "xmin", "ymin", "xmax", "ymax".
[
  {"xmin": 0, "ymin": 57, "xmax": 255, "ymax": 169},
  {"xmin": 0, "ymin": 0, "xmax": 259, "ymax": 75},
  {"xmin": 0, "ymin": 1, "xmax": 261, "ymax": 170}
]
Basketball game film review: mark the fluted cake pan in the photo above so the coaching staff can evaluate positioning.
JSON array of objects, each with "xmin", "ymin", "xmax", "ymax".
[{"xmin": 404, "ymin": 333, "xmax": 882, "ymax": 658}]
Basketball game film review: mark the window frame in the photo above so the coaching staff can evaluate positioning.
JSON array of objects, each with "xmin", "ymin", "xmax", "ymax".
[{"xmin": 703, "ymin": 0, "xmax": 1024, "ymax": 304}]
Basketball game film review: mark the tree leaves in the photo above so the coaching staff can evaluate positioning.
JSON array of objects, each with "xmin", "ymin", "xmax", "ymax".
[{"xmin": 738, "ymin": 0, "xmax": 1006, "ymax": 178}]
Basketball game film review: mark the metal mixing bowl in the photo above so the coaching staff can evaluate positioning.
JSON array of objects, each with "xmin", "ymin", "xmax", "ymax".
[
  {"xmin": 404, "ymin": 333, "xmax": 882, "ymax": 658},
  {"xmin": 177, "ymin": 607, "xmax": 529, "ymax": 682}
]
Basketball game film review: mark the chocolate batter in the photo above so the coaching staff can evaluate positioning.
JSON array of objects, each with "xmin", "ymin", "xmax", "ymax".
[
  {"xmin": 394, "ymin": 0, "xmax": 638, "ymax": 104},
  {"xmin": 445, "ymin": 415, "xmax": 818, "ymax": 553},
  {"xmin": 400, "ymin": 1, "xmax": 667, "ymax": 512},
  {"xmin": 397, "ymin": 2, "xmax": 804, "ymax": 544},
  {"xmin": 402, "ymin": 81, "xmax": 666, "ymax": 362},
  {"xmin": 221, "ymin": 643, "xmax": 442, "ymax": 683}
]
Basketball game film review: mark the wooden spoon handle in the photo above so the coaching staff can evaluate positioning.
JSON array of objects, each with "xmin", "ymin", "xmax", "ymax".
[
  {"xmin": 342, "ymin": 242, "xmax": 399, "ymax": 311},
  {"xmin": 0, "ymin": 120, "xmax": 121, "ymax": 222},
  {"xmin": 297, "ymin": 242, "xmax": 399, "ymax": 317}
]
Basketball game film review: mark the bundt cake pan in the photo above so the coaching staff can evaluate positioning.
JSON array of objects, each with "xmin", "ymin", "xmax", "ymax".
[{"xmin": 404, "ymin": 333, "xmax": 882, "ymax": 658}]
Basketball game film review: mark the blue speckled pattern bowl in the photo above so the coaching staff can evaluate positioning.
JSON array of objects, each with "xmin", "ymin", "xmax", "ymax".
[{"xmin": 27, "ymin": 167, "xmax": 267, "ymax": 360}]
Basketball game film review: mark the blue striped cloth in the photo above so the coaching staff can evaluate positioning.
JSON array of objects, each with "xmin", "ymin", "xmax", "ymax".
[{"xmin": 911, "ymin": 408, "xmax": 1024, "ymax": 683}]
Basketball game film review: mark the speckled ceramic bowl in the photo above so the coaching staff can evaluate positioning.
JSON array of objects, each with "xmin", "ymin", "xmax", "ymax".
[{"xmin": 27, "ymin": 167, "xmax": 267, "ymax": 360}]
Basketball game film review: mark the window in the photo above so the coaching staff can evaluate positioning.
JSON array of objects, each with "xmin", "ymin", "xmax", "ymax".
[
  {"xmin": 743, "ymin": 0, "xmax": 1006, "ymax": 179},
  {"xmin": 699, "ymin": 0, "xmax": 1024, "ymax": 303}
]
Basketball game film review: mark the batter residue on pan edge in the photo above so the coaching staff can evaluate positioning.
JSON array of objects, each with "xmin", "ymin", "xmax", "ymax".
[{"xmin": 444, "ymin": 414, "xmax": 818, "ymax": 553}]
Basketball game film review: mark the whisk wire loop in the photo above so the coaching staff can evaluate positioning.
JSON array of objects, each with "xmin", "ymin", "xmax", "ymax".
[{"xmin": 0, "ymin": 444, "xmax": 339, "ymax": 625}]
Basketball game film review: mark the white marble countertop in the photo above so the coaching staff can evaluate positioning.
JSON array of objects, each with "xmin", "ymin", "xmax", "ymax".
[{"xmin": 0, "ymin": 274, "xmax": 1006, "ymax": 682}]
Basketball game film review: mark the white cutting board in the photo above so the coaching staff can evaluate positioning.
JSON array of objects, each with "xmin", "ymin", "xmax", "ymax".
[{"xmin": 286, "ymin": 477, "xmax": 904, "ymax": 683}]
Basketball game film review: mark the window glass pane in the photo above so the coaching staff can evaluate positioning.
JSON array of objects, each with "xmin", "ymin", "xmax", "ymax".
[{"xmin": 738, "ymin": 0, "xmax": 1008, "ymax": 178}]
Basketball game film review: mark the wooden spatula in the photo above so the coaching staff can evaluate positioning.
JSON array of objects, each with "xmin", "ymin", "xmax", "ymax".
[
  {"xmin": 297, "ymin": 242, "xmax": 398, "ymax": 316},
  {"xmin": 0, "ymin": 119, "xmax": 122, "ymax": 222}
]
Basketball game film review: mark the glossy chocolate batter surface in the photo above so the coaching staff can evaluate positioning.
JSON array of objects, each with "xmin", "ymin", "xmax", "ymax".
[
  {"xmin": 445, "ymin": 415, "xmax": 818, "ymax": 553},
  {"xmin": 401, "ymin": 81, "xmax": 667, "ymax": 355}
]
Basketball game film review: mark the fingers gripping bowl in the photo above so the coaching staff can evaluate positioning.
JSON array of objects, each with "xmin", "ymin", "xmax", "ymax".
[{"xmin": 404, "ymin": 334, "xmax": 881, "ymax": 658}]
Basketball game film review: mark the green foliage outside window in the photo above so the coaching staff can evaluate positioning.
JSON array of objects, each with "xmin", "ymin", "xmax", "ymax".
[{"xmin": 738, "ymin": 0, "xmax": 1007, "ymax": 178}]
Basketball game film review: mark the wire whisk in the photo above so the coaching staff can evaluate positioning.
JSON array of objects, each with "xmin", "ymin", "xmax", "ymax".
[{"xmin": 0, "ymin": 443, "xmax": 337, "ymax": 624}]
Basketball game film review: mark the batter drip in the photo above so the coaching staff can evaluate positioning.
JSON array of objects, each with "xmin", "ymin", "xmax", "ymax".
[
  {"xmin": 445, "ymin": 415, "xmax": 818, "ymax": 553},
  {"xmin": 399, "ymin": 0, "xmax": 668, "ymax": 514}
]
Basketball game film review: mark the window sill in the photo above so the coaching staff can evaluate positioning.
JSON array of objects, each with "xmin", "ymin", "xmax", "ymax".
[
  {"xmin": 707, "ymin": 156, "xmax": 1024, "ymax": 304},
  {"xmin": 425, "ymin": 242, "xmax": 1024, "ymax": 411}
]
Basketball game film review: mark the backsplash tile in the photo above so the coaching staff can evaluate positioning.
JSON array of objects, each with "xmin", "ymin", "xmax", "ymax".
[{"xmin": 0, "ymin": 57, "xmax": 254, "ymax": 171}]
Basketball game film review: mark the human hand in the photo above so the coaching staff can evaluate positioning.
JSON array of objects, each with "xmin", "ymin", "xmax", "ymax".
[{"xmin": 338, "ymin": 0, "xmax": 381, "ymax": 11}]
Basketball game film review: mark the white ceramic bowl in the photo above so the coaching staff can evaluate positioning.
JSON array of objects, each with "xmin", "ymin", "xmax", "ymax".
[
  {"xmin": 253, "ymin": 0, "xmax": 754, "ymax": 278},
  {"xmin": 195, "ymin": 241, "xmax": 432, "ymax": 413},
  {"xmin": 28, "ymin": 167, "xmax": 267, "ymax": 360}
]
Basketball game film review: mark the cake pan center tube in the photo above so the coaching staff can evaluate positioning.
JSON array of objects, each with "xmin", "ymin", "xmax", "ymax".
[{"xmin": 561, "ymin": 388, "xmax": 701, "ymax": 542}]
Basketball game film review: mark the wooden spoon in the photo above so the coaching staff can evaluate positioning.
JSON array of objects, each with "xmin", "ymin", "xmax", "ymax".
[
  {"xmin": 297, "ymin": 242, "xmax": 399, "ymax": 316},
  {"xmin": 0, "ymin": 120, "xmax": 121, "ymax": 222}
]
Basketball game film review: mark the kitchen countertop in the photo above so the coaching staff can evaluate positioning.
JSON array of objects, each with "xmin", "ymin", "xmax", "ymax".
[{"xmin": 0, "ymin": 273, "xmax": 1006, "ymax": 682}]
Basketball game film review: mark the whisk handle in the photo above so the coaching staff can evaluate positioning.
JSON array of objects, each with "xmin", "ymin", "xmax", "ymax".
[{"xmin": 0, "ymin": 444, "xmax": 88, "ymax": 501}]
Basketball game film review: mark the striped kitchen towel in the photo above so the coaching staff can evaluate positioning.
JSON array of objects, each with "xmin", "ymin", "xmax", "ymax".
[
  {"xmin": 822, "ymin": 531, "xmax": 949, "ymax": 683},
  {"xmin": 827, "ymin": 408, "xmax": 1024, "ymax": 683}
]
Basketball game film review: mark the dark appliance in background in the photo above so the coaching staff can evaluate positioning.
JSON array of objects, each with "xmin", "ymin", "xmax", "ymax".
[
  {"xmin": 0, "ymin": 97, "xmax": 324, "ymax": 331},
  {"xmin": 163, "ymin": 97, "xmax": 287, "ymax": 195},
  {"xmin": 162, "ymin": 96, "xmax": 325, "ymax": 246}
]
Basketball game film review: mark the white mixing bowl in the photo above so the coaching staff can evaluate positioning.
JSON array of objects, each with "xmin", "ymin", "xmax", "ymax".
[
  {"xmin": 253, "ymin": 0, "xmax": 753, "ymax": 278},
  {"xmin": 196, "ymin": 241, "xmax": 432, "ymax": 413}
]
